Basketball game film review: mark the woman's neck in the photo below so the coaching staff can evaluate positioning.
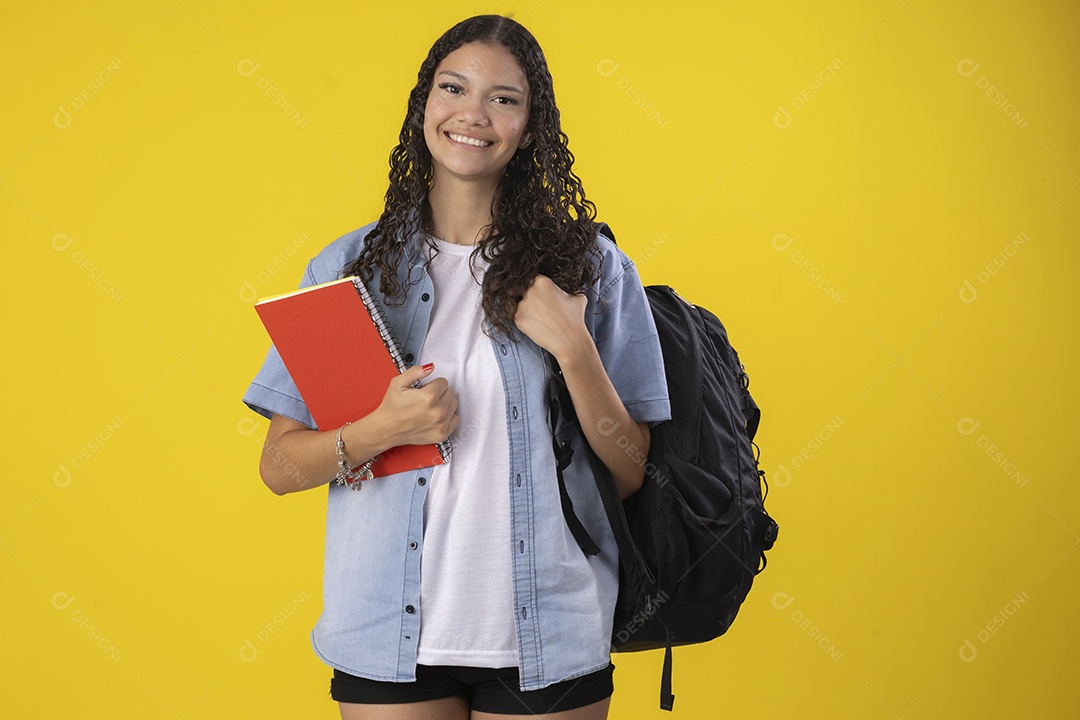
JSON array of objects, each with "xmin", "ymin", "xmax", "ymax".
[{"xmin": 426, "ymin": 177, "xmax": 498, "ymax": 246}]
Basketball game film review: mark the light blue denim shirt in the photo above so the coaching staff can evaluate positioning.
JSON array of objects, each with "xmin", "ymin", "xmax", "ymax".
[{"xmin": 243, "ymin": 221, "xmax": 670, "ymax": 690}]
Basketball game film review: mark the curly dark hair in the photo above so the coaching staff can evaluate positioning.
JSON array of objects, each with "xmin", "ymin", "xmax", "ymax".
[{"xmin": 342, "ymin": 14, "xmax": 601, "ymax": 339}]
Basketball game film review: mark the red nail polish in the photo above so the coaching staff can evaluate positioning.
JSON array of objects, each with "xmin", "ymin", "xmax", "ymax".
[{"xmin": 422, "ymin": 363, "xmax": 434, "ymax": 372}]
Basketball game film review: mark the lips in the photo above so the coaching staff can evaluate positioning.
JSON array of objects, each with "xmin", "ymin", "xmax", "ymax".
[{"xmin": 446, "ymin": 131, "xmax": 494, "ymax": 148}]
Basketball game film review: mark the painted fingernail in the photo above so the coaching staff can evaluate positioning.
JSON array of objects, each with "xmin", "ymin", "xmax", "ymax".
[{"xmin": 422, "ymin": 363, "xmax": 434, "ymax": 372}]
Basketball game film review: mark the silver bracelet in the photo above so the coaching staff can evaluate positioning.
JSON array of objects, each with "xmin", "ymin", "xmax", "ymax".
[{"xmin": 335, "ymin": 422, "xmax": 375, "ymax": 490}]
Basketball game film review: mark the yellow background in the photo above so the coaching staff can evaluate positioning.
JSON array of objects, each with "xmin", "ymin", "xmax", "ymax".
[{"xmin": 3, "ymin": 1, "xmax": 1077, "ymax": 717}]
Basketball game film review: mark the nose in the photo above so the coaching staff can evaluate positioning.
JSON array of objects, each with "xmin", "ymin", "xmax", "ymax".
[{"xmin": 457, "ymin": 93, "xmax": 489, "ymax": 126}]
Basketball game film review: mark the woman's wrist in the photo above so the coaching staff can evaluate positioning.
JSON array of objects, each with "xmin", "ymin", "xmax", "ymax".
[
  {"xmin": 341, "ymin": 409, "xmax": 395, "ymax": 466},
  {"xmin": 548, "ymin": 323, "xmax": 597, "ymax": 373}
]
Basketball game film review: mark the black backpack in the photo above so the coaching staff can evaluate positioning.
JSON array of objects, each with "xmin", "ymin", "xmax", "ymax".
[{"xmin": 548, "ymin": 224, "xmax": 779, "ymax": 711}]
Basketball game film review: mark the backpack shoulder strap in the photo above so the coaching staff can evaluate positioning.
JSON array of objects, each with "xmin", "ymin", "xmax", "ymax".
[
  {"xmin": 597, "ymin": 221, "xmax": 617, "ymax": 244},
  {"xmin": 547, "ymin": 357, "xmax": 601, "ymax": 557},
  {"xmin": 545, "ymin": 352, "xmax": 648, "ymax": 575}
]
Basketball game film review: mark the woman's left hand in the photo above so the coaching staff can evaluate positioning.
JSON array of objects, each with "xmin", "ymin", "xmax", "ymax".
[{"xmin": 513, "ymin": 275, "xmax": 588, "ymax": 359}]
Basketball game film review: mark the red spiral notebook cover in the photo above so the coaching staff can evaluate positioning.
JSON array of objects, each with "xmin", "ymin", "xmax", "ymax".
[{"xmin": 254, "ymin": 276, "xmax": 448, "ymax": 478}]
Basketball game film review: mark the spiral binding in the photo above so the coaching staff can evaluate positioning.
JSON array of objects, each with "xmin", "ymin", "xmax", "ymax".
[{"xmin": 350, "ymin": 276, "xmax": 453, "ymax": 463}]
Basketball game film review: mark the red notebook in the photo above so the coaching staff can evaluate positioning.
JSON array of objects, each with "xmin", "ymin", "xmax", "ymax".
[{"xmin": 254, "ymin": 276, "xmax": 449, "ymax": 478}]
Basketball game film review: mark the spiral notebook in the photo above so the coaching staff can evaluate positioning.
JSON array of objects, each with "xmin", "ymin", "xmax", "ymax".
[{"xmin": 254, "ymin": 276, "xmax": 450, "ymax": 479}]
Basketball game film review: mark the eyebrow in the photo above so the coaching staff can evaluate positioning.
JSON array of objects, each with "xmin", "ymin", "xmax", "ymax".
[{"xmin": 438, "ymin": 70, "xmax": 525, "ymax": 94}]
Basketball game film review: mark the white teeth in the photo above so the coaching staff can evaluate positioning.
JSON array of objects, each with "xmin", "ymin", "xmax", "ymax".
[{"xmin": 447, "ymin": 132, "xmax": 492, "ymax": 147}]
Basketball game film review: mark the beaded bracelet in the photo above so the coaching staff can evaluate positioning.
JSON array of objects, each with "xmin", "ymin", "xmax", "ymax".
[{"xmin": 335, "ymin": 422, "xmax": 375, "ymax": 490}]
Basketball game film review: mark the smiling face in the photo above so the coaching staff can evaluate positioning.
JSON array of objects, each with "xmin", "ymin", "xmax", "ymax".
[{"xmin": 423, "ymin": 42, "xmax": 531, "ymax": 187}]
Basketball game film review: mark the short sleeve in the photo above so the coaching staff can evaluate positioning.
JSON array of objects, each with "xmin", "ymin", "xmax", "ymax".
[
  {"xmin": 588, "ymin": 248, "xmax": 671, "ymax": 425},
  {"xmin": 242, "ymin": 261, "xmax": 318, "ymax": 428}
]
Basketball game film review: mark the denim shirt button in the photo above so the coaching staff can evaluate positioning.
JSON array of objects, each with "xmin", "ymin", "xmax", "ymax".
[
  {"xmin": 500, "ymin": 344, "xmax": 507, "ymax": 355},
  {"xmin": 512, "ymin": 406, "xmax": 518, "ymax": 420},
  {"xmin": 405, "ymin": 604, "xmax": 415, "ymax": 614},
  {"xmin": 409, "ymin": 541, "xmax": 418, "ymax": 550},
  {"xmin": 417, "ymin": 476, "xmax": 427, "ymax": 486},
  {"xmin": 404, "ymin": 353, "xmax": 415, "ymax": 364},
  {"xmin": 421, "ymin": 292, "xmax": 430, "ymax": 302}
]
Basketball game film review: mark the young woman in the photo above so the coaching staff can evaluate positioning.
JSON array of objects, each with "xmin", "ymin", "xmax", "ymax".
[{"xmin": 244, "ymin": 15, "xmax": 669, "ymax": 720}]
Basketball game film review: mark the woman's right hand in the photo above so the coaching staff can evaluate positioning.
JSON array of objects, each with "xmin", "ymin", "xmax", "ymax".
[
  {"xmin": 373, "ymin": 363, "xmax": 460, "ymax": 447},
  {"xmin": 258, "ymin": 363, "xmax": 458, "ymax": 495}
]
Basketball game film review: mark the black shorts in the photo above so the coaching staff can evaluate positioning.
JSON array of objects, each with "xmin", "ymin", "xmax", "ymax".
[{"xmin": 330, "ymin": 663, "xmax": 614, "ymax": 714}]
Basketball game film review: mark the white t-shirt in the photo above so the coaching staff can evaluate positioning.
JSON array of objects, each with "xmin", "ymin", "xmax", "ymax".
[{"xmin": 415, "ymin": 238, "xmax": 517, "ymax": 668}]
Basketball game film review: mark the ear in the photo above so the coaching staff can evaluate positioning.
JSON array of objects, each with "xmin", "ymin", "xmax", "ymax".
[{"xmin": 519, "ymin": 133, "xmax": 533, "ymax": 148}]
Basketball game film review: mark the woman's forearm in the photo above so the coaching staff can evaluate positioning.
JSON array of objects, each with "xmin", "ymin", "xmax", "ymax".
[
  {"xmin": 259, "ymin": 411, "xmax": 395, "ymax": 495},
  {"xmin": 258, "ymin": 364, "xmax": 460, "ymax": 495},
  {"xmin": 554, "ymin": 328, "xmax": 651, "ymax": 499}
]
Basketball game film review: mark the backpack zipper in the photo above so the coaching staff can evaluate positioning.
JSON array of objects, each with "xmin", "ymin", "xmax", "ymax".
[{"xmin": 670, "ymin": 287, "xmax": 695, "ymax": 309}]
